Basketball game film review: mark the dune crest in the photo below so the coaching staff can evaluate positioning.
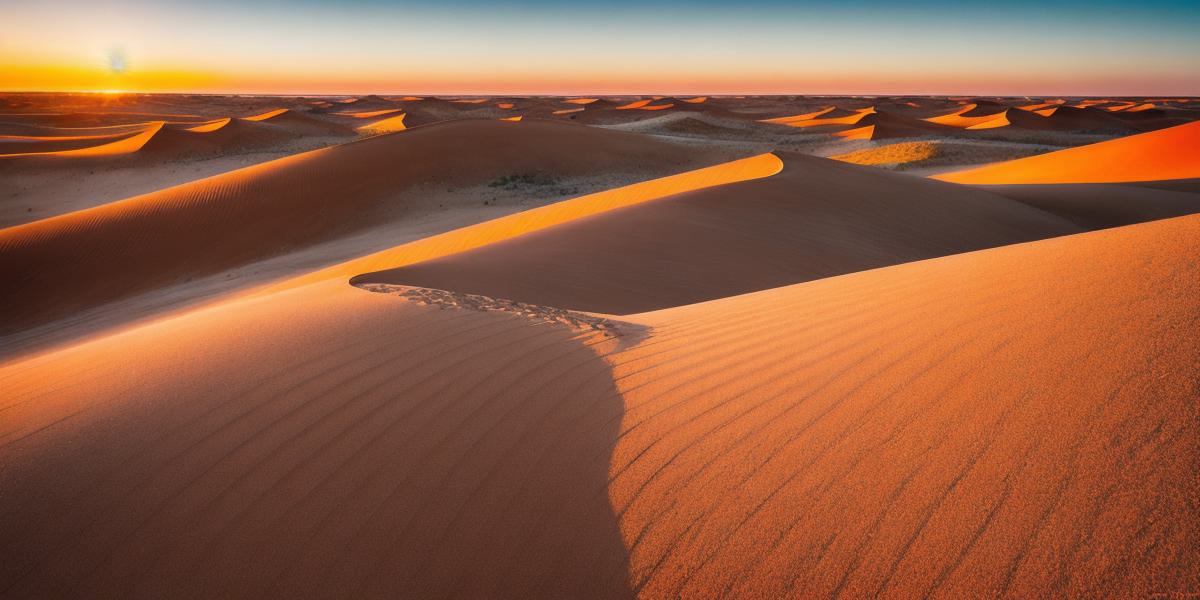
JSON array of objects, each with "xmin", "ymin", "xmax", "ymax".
[{"xmin": 351, "ymin": 152, "xmax": 1079, "ymax": 314}]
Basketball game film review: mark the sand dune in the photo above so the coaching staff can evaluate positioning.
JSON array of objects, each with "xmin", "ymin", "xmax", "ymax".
[
  {"xmin": 1, "ymin": 115, "xmax": 309, "ymax": 160},
  {"xmin": 615, "ymin": 99, "xmax": 673, "ymax": 111},
  {"xmin": 270, "ymin": 153, "xmax": 783, "ymax": 292},
  {"xmin": 760, "ymin": 106, "xmax": 838, "ymax": 123},
  {"xmin": 0, "ymin": 206, "xmax": 1193, "ymax": 598},
  {"xmin": 0, "ymin": 122, "xmax": 164, "ymax": 158},
  {"xmin": 834, "ymin": 111, "xmax": 960, "ymax": 140},
  {"xmin": 761, "ymin": 107, "xmax": 872, "ymax": 128},
  {"xmin": 0, "ymin": 119, "xmax": 745, "ymax": 334},
  {"xmin": 599, "ymin": 212, "xmax": 1199, "ymax": 599},
  {"xmin": 240, "ymin": 108, "xmax": 354, "ymax": 136},
  {"xmin": 925, "ymin": 103, "xmax": 1008, "ymax": 128},
  {"xmin": 935, "ymin": 120, "xmax": 1200, "ymax": 184},
  {"xmin": 354, "ymin": 152, "xmax": 1080, "ymax": 313},
  {"xmin": 331, "ymin": 108, "xmax": 404, "ymax": 119},
  {"xmin": 974, "ymin": 181, "xmax": 1200, "ymax": 229},
  {"xmin": 355, "ymin": 113, "xmax": 407, "ymax": 134},
  {"xmin": 0, "ymin": 126, "xmax": 156, "ymax": 156}
]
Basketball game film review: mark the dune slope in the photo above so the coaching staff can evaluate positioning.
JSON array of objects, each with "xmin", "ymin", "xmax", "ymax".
[
  {"xmin": 984, "ymin": 182, "xmax": 1200, "ymax": 229},
  {"xmin": 0, "ymin": 212, "xmax": 1195, "ymax": 599},
  {"xmin": 603, "ymin": 211, "xmax": 1200, "ymax": 599},
  {"xmin": 934, "ymin": 120, "xmax": 1200, "ymax": 184},
  {"xmin": 0, "ymin": 118, "xmax": 737, "ymax": 334},
  {"xmin": 354, "ymin": 152, "xmax": 1081, "ymax": 313}
]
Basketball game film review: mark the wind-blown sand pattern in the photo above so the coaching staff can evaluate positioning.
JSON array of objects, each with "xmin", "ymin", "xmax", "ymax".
[
  {"xmin": 2, "ymin": 91, "xmax": 1198, "ymax": 600},
  {"xmin": 0, "ymin": 209, "xmax": 1195, "ymax": 599}
]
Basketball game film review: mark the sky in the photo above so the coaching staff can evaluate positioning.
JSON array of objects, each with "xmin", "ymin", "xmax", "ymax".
[{"xmin": 2, "ymin": 0, "xmax": 1199, "ymax": 96}]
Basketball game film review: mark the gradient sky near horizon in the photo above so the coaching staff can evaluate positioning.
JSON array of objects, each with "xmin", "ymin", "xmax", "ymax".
[{"xmin": 3, "ymin": 0, "xmax": 1199, "ymax": 96}]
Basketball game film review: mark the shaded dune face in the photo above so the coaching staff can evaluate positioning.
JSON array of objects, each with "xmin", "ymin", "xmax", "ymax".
[
  {"xmin": 353, "ymin": 152, "xmax": 1081, "ymax": 314},
  {"xmin": 0, "ymin": 282, "xmax": 635, "ymax": 599},
  {"xmin": 984, "ymin": 181, "xmax": 1200, "ymax": 229},
  {"xmin": 0, "ymin": 118, "xmax": 723, "ymax": 335}
]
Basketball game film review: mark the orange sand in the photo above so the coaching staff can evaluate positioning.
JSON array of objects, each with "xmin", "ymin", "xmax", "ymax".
[
  {"xmin": 0, "ymin": 206, "xmax": 1193, "ymax": 599},
  {"xmin": 935, "ymin": 120, "xmax": 1200, "ymax": 184}
]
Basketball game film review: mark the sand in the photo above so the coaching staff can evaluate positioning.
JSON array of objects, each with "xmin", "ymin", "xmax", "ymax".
[
  {"xmin": 353, "ymin": 152, "xmax": 1081, "ymax": 313},
  {"xmin": 935, "ymin": 120, "xmax": 1200, "ymax": 184},
  {"xmin": 0, "ymin": 208, "xmax": 1194, "ymax": 599},
  {"xmin": 2, "ymin": 92, "xmax": 1198, "ymax": 600},
  {"xmin": 0, "ymin": 118, "xmax": 740, "ymax": 335}
]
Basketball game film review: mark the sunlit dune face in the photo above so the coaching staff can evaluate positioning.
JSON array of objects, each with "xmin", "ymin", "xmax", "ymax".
[
  {"xmin": 497, "ymin": 103, "xmax": 515, "ymax": 109},
  {"xmin": 934, "ymin": 120, "xmax": 1200, "ymax": 184},
  {"xmin": 278, "ymin": 152, "xmax": 783, "ymax": 290},
  {"xmin": 1018, "ymin": 101, "xmax": 1059, "ymax": 111},
  {"xmin": 833, "ymin": 124, "xmax": 875, "ymax": 139},
  {"xmin": 356, "ymin": 112, "xmax": 407, "ymax": 134},
  {"xmin": 762, "ymin": 107, "xmax": 874, "ymax": 128},
  {"xmin": 565, "ymin": 98, "xmax": 598, "ymax": 105},
  {"xmin": 682, "ymin": 97, "xmax": 708, "ymax": 104},
  {"xmin": 761, "ymin": 106, "xmax": 836, "ymax": 124},
  {"xmin": 1, "ymin": 121, "xmax": 164, "ymax": 158},
  {"xmin": 924, "ymin": 104, "xmax": 1006, "ymax": 128},
  {"xmin": 499, "ymin": 116, "xmax": 523, "ymax": 122},
  {"xmin": 185, "ymin": 118, "xmax": 231, "ymax": 133},
  {"xmin": 616, "ymin": 99, "xmax": 653, "ymax": 110},
  {"xmin": 966, "ymin": 113, "xmax": 1012, "ymax": 129},
  {"xmin": 553, "ymin": 108, "xmax": 585, "ymax": 115},
  {"xmin": 241, "ymin": 108, "xmax": 289, "ymax": 121},
  {"xmin": 333, "ymin": 108, "xmax": 403, "ymax": 119}
]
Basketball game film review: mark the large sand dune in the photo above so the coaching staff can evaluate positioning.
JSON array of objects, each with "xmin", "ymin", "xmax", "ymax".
[
  {"xmin": 2, "ymin": 92, "xmax": 1197, "ymax": 600},
  {"xmin": 0, "ymin": 119, "xmax": 737, "ymax": 334},
  {"xmin": 935, "ymin": 120, "xmax": 1200, "ymax": 184},
  {"xmin": 0, "ymin": 208, "xmax": 1194, "ymax": 598},
  {"xmin": 354, "ymin": 152, "xmax": 1080, "ymax": 313}
]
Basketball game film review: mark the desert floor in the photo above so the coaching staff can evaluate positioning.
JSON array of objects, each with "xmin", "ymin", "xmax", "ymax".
[{"xmin": 2, "ymin": 92, "xmax": 1198, "ymax": 599}]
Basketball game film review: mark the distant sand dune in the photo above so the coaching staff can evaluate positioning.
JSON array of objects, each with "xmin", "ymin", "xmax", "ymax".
[
  {"xmin": 355, "ymin": 113, "xmax": 407, "ymax": 134},
  {"xmin": 924, "ymin": 102, "xmax": 1008, "ymax": 128},
  {"xmin": 935, "ymin": 120, "xmax": 1200, "ymax": 184},
  {"xmin": 331, "ymin": 108, "xmax": 404, "ymax": 119},
  {"xmin": 239, "ymin": 108, "xmax": 354, "ymax": 136},
  {"xmin": 0, "ymin": 122, "xmax": 164, "ymax": 158},
  {"xmin": 761, "ymin": 107, "xmax": 872, "ymax": 128},
  {"xmin": 0, "ymin": 119, "xmax": 746, "ymax": 333}
]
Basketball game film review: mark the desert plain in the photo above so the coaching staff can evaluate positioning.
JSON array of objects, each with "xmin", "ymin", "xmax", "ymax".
[{"xmin": 1, "ymin": 92, "xmax": 1198, "ymax": 599}]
